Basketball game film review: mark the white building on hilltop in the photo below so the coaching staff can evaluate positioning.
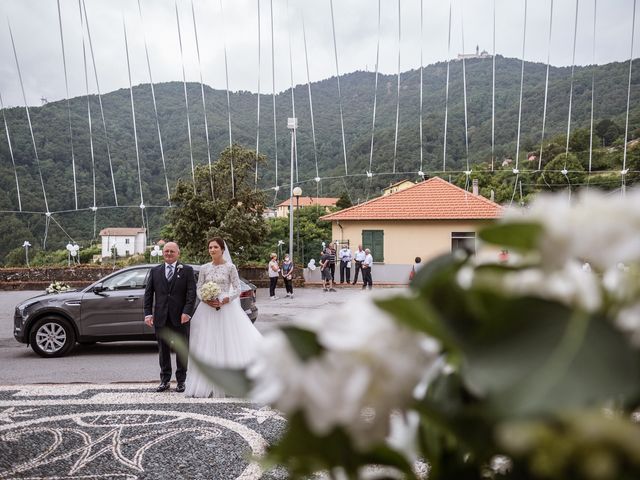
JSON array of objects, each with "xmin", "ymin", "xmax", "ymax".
[{"xmin": 100, "ymin": 228, "xmax": 147, "ymax": 258}]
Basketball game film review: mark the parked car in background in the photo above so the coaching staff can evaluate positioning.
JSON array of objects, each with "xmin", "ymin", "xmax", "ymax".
[{"xmin": 13, "ymin": 264, "xmax": 258, "ymax": 358}]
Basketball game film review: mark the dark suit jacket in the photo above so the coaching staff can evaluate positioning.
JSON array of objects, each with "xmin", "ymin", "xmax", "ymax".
[{"xmin": 143, "ymin": 262, "xmax": 197, "ymax": 328}]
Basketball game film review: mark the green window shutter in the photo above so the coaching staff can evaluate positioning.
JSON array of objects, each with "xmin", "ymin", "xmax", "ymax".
[
  {"xmin": 372, "ymin": 231, "xmax": 384, "ymax": 262},
  {"xmin": 362, "ymin": 230, "xmax": 384, "ymax": 262},
  {"xmin": 362, "ymin": 230, "xmax": 373, "ymax": 250}
]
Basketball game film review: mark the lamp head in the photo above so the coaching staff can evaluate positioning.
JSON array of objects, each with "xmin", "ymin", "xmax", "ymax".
[{"xmin": 293, "ymin": 186, "xmax": 302, "ymax": 197}]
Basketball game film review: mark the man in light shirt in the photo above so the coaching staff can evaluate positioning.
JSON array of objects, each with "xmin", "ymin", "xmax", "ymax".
[
  {"xmin": 338, "ymin": 244, "xmax": 353, "ymax": 284},
  {"xmin": 351, "ymin": 245, "xmax": 366, "ymax": 285},
  {"xmin": 362, "ymin": 248, "xmax": 373, "ymax": 290}
]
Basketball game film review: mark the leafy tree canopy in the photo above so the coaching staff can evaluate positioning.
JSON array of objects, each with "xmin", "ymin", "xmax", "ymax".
[{"xmin": 166, "ymin": 145, "xmax": 269, "ymax": 264}]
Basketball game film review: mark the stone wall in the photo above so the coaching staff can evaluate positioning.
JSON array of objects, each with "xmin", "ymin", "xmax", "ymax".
[{"xmin": 0, "ymin": 266, "xmax": 117, "ymax": 290}]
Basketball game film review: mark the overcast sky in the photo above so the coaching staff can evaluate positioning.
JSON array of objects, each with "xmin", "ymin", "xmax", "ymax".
[{"xmin": 0, "ymin": 0, "xmax": 638, "ymax": 108}]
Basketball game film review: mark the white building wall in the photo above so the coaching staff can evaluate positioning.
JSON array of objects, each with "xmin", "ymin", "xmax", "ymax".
[{"xmin": 101, "ymin": 234, "xmax": 146, "ymax": 258}]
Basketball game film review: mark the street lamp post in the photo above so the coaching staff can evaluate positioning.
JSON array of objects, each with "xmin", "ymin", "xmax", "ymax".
[
  {"xmin": 287, "ymin": 117, "xmax": 298, "ymax": 261},
  {"xmin": 293, "ymin": 186, "xmax": 302, "ymax": 262}
]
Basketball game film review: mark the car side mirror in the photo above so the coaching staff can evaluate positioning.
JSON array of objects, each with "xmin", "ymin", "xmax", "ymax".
[{"xmin": 92, "ymin": 283, "xmax": 106, "ymax": 295}]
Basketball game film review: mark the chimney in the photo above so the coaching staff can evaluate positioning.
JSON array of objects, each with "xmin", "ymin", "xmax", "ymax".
[
  {"xmin": 490, "ymin": 189, "xmax": 495, "ymax": 202},
  {"xmin": 472, "ymin": 179, "xmax": 479, "ymax": 195}
]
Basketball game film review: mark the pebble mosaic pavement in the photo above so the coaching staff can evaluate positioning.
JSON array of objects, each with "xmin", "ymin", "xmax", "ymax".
[{"xmin": 0, "ymin": 384, "xmax": 288, "ymax": 479}]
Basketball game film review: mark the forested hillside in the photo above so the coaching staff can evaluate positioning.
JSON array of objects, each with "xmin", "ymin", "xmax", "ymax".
[{"xmin": 0, "ymin": 55, "xmax": 639, "ymax": 261}]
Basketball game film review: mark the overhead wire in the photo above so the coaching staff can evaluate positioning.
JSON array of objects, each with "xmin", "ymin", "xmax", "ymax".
[
  {"xmin": 81, "ymin": 0, "xmax": 118, "ymax": 206},
  {"xmin": 56, "ymin": 0, "xmax": 78, "ymax": 210},
  {"xmin": 563, "ymin": 0, "xmax": 580, "ymax": 173},
  {"xmin": 122, "ymin": 17, "xmax": 146, "ymax": 229},
  {"xmin": 393, "ymin": 0, "xmax": 401, "ymax": 174},
  {"xmin": 538, "ymin": 0, "xmax": 554, "ymax": 170},
  {"xmin": 301, "ymin": 13, "xmax": 320, "ymax": 183},
  {"xmin": 329, "ymin": 0, "xmax": 348, "ymax": 176},
  {"xmin": 368, "ymin": 0, "xmax": 382, "ymax": 177},
  {"xmin": 78, "ymin": 0, "xmax": 98, "ymax": 236},
  {"xmin": 442, "ymin": 0, "xmax": 452, "ymax": 171},
  {"xmin": 513, "ymin": 0, "xmax": 527, "ymax": 174},
  {"xmin": 588, "ymin": 0, "xmax": 597, "ymax": 175},
  {"xmin": 191, "ymin": 0, "xmax": 215, "ymax": 200},
  {"xmin": 255, "ymin": 0, "xmax": 261, "ymax": 186},
  {"xmin": 175, "ymin": 2, "xmax": 197, "ymax": 189},
  {"xmin": 270, "ymin": 0, "xmax": 278, "ymax": 189},
  {"xmin": 7, "ymin": 20, "xmax": 49, "ymax": 215},
  {"xmin": 138, "ymin": 0, "xmax": 171, "ymax": 203},
  {"xmin": 0, "ymin": 92, "xmax": 22, "ymax": 211},
  {"xmin": 621, "ymin": 0, "xmax": 637, "ymax": 195},
  {"xmin": 219, "ymin": 0, "xmax": 235, "ymax": 197},
  {"xmin": 286, "ymin": 0, "xmax": 298, "ymax": 183}
]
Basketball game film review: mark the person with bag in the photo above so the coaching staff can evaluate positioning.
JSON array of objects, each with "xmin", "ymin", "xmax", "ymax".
[
  {"xmin": 281, "ymin": 254, "xmax": 295, "ymax": 298},
  {"xmin": 268, "ymin": 253, "xmax": 280, "ymax": 299}
]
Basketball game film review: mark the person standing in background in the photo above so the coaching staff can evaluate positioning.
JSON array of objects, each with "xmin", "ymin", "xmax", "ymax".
[
  {"xmin": 328, "ymin": 243, "xmax": 337, "ymax": 283},
  {"xmin": 338, "ymin": 244, "xmax": 352, "ymax": 284},
  {"xmin": 352, "ymin": 245, "xmax": 366, "ymax": 285},
  {"xmin": 320, "ymin": 247, "xmax": 335, "ymax": 292},
  {"xmin": 268, "ymin": 253, "xmax": 280, "ymax": 299},
  {"xmin": 361, "ymin": 248, "xmax": 373, "ymax": 290},
  {"xmin": 409, "ymin": 256, "xmax": 422, "ymax": 282},
  {"xmin": 281, "ymin": 254, "xmax": 295, "ymax": 298}
]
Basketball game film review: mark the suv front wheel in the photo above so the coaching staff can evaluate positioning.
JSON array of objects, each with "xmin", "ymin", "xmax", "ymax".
[{"xmin": 29, "ymin": 317, "xmax": 76, "ymax": 358}]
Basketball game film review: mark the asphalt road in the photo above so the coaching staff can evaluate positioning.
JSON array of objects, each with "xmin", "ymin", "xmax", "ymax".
[{"xmin": 0, "ymin": 285, "xmax": 375, "ymax": 385}]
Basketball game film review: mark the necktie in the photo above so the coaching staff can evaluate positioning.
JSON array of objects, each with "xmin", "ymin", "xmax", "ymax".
[{"xmin": 166, "ymin": 264, "xmax": 174, "ymax": 281}]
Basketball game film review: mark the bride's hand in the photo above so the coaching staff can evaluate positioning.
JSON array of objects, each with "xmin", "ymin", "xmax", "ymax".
[
  {"xmin": 206, "ymin": 299, "xmax": 221, "ymax": 308},
  {"xmin": 220, "ymin": 297, "xmax": 230, "ymax": 306}
]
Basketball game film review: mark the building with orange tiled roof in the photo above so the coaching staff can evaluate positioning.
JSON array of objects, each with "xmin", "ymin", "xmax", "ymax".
[
  {"xmin": 276, "ymin": 196, "xmax": 339, "ymax": 218},
  {"xmin": 312, "ymin": 177, "xmax": 503, "ymax": 283}
]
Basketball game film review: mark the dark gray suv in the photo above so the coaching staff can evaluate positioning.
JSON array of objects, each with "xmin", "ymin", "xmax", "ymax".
[{"xmin": 13, "ymin": 264, "xmax": 258, "ymax": 358}]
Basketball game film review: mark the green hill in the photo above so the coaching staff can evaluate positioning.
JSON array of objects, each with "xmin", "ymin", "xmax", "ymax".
[{"xmin": 0, "ymin": 55, "xmax": 639, "ymax": 260}]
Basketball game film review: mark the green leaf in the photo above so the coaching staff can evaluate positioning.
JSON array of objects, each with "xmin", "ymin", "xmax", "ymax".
[
  {"xmin": 266, "ymin": 411, "xmax": 418, "ymax": 479},
  {"xmin": 281, "ymin": 326, "xmax": 324, "ymax": 362},
  {"xmin": 478, "ymin": 222, "xmax": 544, "ymax": 251},
  {"xmin": 375, "ymin": 295, "xmax": 457, "ymax": 351},
  {"xmin": 453, "ymin": 295, "xmax": 640, "ymax": 416},
  {"xmin": 160, "ymin": 329, "xmax": 251, "ymax": 397}
]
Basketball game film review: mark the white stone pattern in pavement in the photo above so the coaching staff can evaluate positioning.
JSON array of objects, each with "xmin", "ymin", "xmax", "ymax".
[{"xmin": 0, "ymin": 385, "xmax": 287, "ymax": 480}]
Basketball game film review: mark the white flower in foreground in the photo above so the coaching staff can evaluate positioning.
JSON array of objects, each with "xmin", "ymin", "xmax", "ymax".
[
  {"xmin": 616, "ymin": 303, "xmax": 640, "ymax": 347},
  {"xmin": 458, "ymin": 262, "xmax": 602, "ymax": 313},
  {"xmin": 504, "ymin": 189, "xmax": 640, "ymax": 271},
  {"xmin": 248, "ymin": 294, "xmax": 441, "ymax": 449}
]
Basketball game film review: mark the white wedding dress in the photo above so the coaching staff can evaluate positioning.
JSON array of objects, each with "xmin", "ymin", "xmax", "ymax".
[{"xmin": 185, "ymin": 261, "xmax": 262, "ymax": 398}]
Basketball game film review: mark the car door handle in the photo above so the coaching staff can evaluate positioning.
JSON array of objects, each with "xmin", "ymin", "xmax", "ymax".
[{"xmin": 125, "ymin": 296, "xmax": 140, "ymax": 302}]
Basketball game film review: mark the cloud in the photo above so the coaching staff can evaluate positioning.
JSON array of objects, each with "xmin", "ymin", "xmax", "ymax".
[{"xmin": 0, "ymin": 0, "xmax": 638, "ymax": 107}]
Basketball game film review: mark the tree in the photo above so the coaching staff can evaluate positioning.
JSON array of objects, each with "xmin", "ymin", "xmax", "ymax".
[
  {"xmin": 335, "ymin": 191, "xmax": 353, "ymax": 210},
  {"xmin": 595, "ymin": 119, "xmax": 620, "ymax": 146},
  {"xmin": 167, "ymin": 145, "xmax": 269, "ymax": 263},
  {"xmin": 537, "ymin": 153, "xmax": 586, "ymax": 192},
  {"xmin": 259, "ymin": 206, "xmax": 332, "ymax": 265},
  {"xmin": 569, "ymin": 128, "xmax": 591, "ymax": 153}
]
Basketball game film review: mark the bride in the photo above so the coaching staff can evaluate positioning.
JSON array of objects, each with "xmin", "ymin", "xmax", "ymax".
[{"xmin": 185, "ymin": 237, "xmax": 262, "ymax": 398}]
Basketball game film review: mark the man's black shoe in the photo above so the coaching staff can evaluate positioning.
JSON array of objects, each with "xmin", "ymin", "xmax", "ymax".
[
  {"xmin": 155, "ymin": 382, "xmax": 170, "ymax": 392},
  {"xmin": 175, "ymin": 382, "xmax": 186, "ymax": 393}
]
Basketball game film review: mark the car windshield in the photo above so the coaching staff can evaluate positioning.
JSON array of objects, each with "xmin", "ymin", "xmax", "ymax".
[{"xmin": 101, "ymin": 268, "xmax": 150, "ymax": 290}]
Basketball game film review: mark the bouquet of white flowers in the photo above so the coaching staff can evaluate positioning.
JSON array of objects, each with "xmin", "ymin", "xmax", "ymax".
[
  {"xmin": 199, "ymin": 281, "xmax": 221, "ymax": 302},
  {"xmin": 45, "ymin": 281, "xmax": 71, "ymax": 294}
]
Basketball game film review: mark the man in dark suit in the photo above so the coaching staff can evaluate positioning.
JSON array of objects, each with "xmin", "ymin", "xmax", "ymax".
[{"xmin": 144, "ymin": 241, "xmax": 196, "ymax": 393}]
